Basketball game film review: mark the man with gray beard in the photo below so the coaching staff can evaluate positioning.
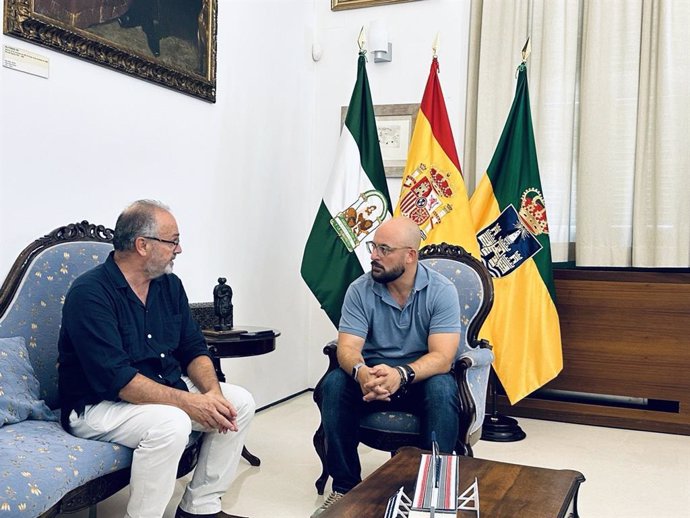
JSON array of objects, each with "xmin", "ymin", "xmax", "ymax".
[{"xmin": 58, "ymin": 200, "xmax": 254, "ymax": 518}]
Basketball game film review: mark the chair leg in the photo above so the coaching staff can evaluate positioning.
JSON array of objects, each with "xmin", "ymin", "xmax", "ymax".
[
  {"xmin": 313, "ymin": 424, "xmax": 329, "ymax": 495},
  {"xmin": 241, "ymin": 445, "xmax": 260, "ymax": 466}
]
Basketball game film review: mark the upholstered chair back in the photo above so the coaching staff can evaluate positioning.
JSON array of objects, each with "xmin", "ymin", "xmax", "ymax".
[
  {"xmin": 420, "ymin": 256, "xmax": 487, "ymax": 356},
  {"xmin": 0, "ymin": 222, "xmax": 114, "ymax": 409}
]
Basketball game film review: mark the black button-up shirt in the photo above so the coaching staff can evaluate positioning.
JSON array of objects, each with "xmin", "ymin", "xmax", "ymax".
[{"xmin": 58, "ymin": 251, "xmax": 210, "ymax": 422}]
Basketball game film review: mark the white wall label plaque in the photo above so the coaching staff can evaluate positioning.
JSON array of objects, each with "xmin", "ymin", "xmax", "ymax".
[{"xmin": 3, "ymin": 45, "xmax": 49, "ymax": 79}]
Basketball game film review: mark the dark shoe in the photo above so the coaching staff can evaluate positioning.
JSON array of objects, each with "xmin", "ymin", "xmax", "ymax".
[{"xmin": 175, "ymin": 508, "xmax": 248, "ymax": 518}]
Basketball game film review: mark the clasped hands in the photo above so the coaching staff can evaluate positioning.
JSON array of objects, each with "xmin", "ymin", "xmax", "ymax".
[
  {"xmin": 359, "ymin": 364, "xmax": 402, "ymax": 402},
  {"xmin": 185, "ymin": 390, "xmax": 238, "ymax": 434}
]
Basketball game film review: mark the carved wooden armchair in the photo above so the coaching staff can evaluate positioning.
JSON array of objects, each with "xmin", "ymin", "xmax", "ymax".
[
  {"xmin": 312, "ymin": 242, "xmax": 494, "ymax": 495},
  {"xmin": 0, "ymin": 221, "xmax": 202, "ymax": 517}
]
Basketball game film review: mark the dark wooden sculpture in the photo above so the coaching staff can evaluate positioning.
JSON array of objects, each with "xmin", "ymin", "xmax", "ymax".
[{"xmin": 213, "ymin": 277, "xmax": 233, "ymax": 331}]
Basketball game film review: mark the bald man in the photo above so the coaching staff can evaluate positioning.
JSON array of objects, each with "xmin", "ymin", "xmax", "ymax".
[{"xmin": 311, "ymin": 217, "xmax": 462, "ymax": 517}]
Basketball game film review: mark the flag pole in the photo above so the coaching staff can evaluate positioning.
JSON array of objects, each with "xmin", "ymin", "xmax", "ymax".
[
  {"xmin": 480, "ymin": 37, "xmax": 533, "ymax": 443},
  {"xmin": 481, "ymin": 369, "xmax": 526, "ymax": 442}
]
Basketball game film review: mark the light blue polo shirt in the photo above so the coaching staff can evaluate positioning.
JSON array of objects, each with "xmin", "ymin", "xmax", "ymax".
[{"xmin": 339, "ymin": 262, "xmax": 462, "ymax": 366}]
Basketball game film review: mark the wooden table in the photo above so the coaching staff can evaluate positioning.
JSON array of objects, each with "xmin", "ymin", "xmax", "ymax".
[
  {"xmin": 203, "ymin": 326, "xmax": 280, "ymax": 380},
  {"xmin": 203, "ymin": 326, "xmax": 280, "ymax": 466},
  {"xmin": 320, "ymin": 447, "xmax": 584, "ymax": 518}
]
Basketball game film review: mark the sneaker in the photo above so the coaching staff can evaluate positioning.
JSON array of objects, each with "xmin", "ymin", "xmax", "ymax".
[{"xmin": 310, "ymin": 491, "xmax": 345, "ymax": 517}]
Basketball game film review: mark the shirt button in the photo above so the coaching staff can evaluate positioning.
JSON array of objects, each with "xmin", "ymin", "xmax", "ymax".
[
  {"xmin": 158, "ymin": 374, "xmax": 163, "ymax": 379},
  {"xmin": 160, "ymin": 353, "xmax": 166, "ymax": 358},
  {"xmin": 147, "ymin": 334, "xmax": 152, "ymax": 339}
]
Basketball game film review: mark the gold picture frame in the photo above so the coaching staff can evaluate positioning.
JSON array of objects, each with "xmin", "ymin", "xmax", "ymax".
[
  {"xmin": 341, "ymin": 103, "xmax": 419, "ymax": 178},
  {"xmin": 3, "ymin": 0, "xmax": 217, "ymax": 102},
  {"xmin": 332, "ymin": 0, "xmax": 420, "ymax": 11}
]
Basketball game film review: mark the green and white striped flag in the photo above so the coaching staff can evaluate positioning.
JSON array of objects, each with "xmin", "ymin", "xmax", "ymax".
[{"xmin": 301, "ymin": 52, "xmax": 392, "ymax": 327}]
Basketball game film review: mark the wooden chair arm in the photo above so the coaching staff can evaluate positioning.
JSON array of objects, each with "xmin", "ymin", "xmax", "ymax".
[
  {"xmin": 313, "ymin": 340, "xmax": 339, "ymax": 407},
  {"xmin": 322, "ymin": 340, "xmax": 339, "ymax": 373}
]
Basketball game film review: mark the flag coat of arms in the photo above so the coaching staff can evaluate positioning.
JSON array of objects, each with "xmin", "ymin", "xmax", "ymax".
[
  {"xmin": 394, "ymin": 57, "xmax": 480, "ymax": 259},
  {"xmin": 470, "ymin": 63, "xmax": 563, "ymax": 404},
  {"xmin": 301, "ymin": 53, "xmax": 392, "ymax": 327}
]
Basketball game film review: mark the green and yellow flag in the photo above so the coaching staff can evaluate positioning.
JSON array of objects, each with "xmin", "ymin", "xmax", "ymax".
[
  {"xmin": 394, "ymin": 56, "xmax": 480, "ymax": 258},
  {"xmin": 470, "ymin": 62, "xmax": 562, "ymax": 404},
  {"xmin": 301, "ymin": 52, "xmax": 392, "ymax": 327}
]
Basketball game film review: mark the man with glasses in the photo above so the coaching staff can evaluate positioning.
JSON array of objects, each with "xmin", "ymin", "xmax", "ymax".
[
  {"xmin": 311, "ymin": 216, "xmax": 462, "ymax": 517},
  {"xmin": 58, "ymin": 200, "xmax": 254, "ymax": 518}
]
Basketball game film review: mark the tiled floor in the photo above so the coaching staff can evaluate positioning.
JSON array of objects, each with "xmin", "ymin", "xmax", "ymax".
[{"xmin": 65, "ymin": 392, "xmax": 690, "ymax": 518}]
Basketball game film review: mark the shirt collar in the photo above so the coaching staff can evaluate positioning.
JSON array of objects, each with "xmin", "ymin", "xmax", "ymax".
[
  {"xmin": 104, "ymin": 251, "xmax": 129, "ymax": 289},
  {"xmin": 104, "ymin": 251, "xmax": 163, "ymax": 304}
]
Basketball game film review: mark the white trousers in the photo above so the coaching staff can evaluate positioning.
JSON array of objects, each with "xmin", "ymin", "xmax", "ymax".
[{"xmin": 69, "ymin": 379, "xmax": 255, "ymax": 518}]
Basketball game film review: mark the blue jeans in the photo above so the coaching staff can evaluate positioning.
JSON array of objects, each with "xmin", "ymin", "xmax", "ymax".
[{"xmin": 319, "ymin": 367, "xmax": 460, "ymax": 494}]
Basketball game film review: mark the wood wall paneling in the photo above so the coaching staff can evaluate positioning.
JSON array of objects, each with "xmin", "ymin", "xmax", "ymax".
[{"xmin": 494, "ymin": 269, "xmax": 690, "ymax": 435}]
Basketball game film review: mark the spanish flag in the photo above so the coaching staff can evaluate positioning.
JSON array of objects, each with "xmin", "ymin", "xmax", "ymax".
[
  {"xmin": 394, "ymin": 57, "xmax": 480, "ymax": 258},
  {"xmin": 470, "ymin": 62, "xmax": 563, "ymax": 404}
]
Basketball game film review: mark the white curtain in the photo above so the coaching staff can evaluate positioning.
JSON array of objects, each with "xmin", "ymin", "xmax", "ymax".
[
  {"xmin": 464, "ymin": 0, "xmax": 690, "ymax": 267},
  {"xmin": 632, "ymin": 1, "xmax": 690, "ymax": 265}
]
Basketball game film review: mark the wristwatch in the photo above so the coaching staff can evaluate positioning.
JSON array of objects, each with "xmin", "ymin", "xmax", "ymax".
[
  {"xmin": 352, "ymin": 362, "xmax": 366, "ymax": 380},
  {"xmin": 402, "ymin": 364, "xmax": 416, "ymax": 384}
]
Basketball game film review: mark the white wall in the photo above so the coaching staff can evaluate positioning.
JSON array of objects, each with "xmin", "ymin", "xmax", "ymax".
[
  {"xmin": 0, "ymin": 0, "xmax": 317, "ymax": 408},
  {"xmin": 0, "ymin": 0, "xmax": 470, "ymax": 406}
]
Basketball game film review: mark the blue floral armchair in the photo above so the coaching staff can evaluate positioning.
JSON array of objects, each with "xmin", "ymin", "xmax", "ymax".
[{"xmin": 0, "ymin": 221, "xmax": 201, "ymax": 517}]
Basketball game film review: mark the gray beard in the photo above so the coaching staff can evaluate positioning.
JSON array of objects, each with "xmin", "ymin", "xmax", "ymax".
[{"xmin": 145, "ymin": 261, "xmax": 173, "ymax": 279}]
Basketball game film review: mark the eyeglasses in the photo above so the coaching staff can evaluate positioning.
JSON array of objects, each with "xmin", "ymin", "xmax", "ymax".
[
  {"xmin": 142, "ymin": 236, "xmax": 180, "ymax": 248},
  {"xmin": 365, "ymin": 241, "xmax": 413, "ymax": 257}
]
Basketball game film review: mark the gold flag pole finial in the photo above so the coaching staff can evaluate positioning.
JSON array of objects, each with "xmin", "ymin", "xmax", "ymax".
[
  {"xmin": 432, "ymin": 32, "xmax": 440, "ymax": 59},
  {"xmin": 516, "ymin": 37, "xmax": 531, "ymax": 76},
  {"xmin": 358, "ymin": 26, "xmax": 366, "ymax": 55},
  {"xmin": 521, "ymin": 37, "xmax": 531, "ymax": 63}
]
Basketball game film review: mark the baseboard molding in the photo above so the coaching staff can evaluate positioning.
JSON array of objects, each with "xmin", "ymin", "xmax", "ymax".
[{"xmin": 256, "ymin": 388, "xmax": 313, "ymax": 413}]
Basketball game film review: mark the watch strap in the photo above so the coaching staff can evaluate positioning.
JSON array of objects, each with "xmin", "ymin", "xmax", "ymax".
[
  {"xmin": 402, "ymin": 364, "xmax": 416, "ymax": 384},
  {"xmin": 352, "ymin": 362, "xmax": 365, "ymax": 380}
]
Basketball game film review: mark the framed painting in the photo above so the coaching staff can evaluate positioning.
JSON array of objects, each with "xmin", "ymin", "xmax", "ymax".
[
  {"xmin": 3, "ymin": 0, "xmax": 217, "ymax": 102},
  {"xmin": 341, "ymin": 103, "xmax": 419, "ymax": 178},
  {"xmin": 332, "ymin": 0, "xmax": 420, "ymax": 11}
]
